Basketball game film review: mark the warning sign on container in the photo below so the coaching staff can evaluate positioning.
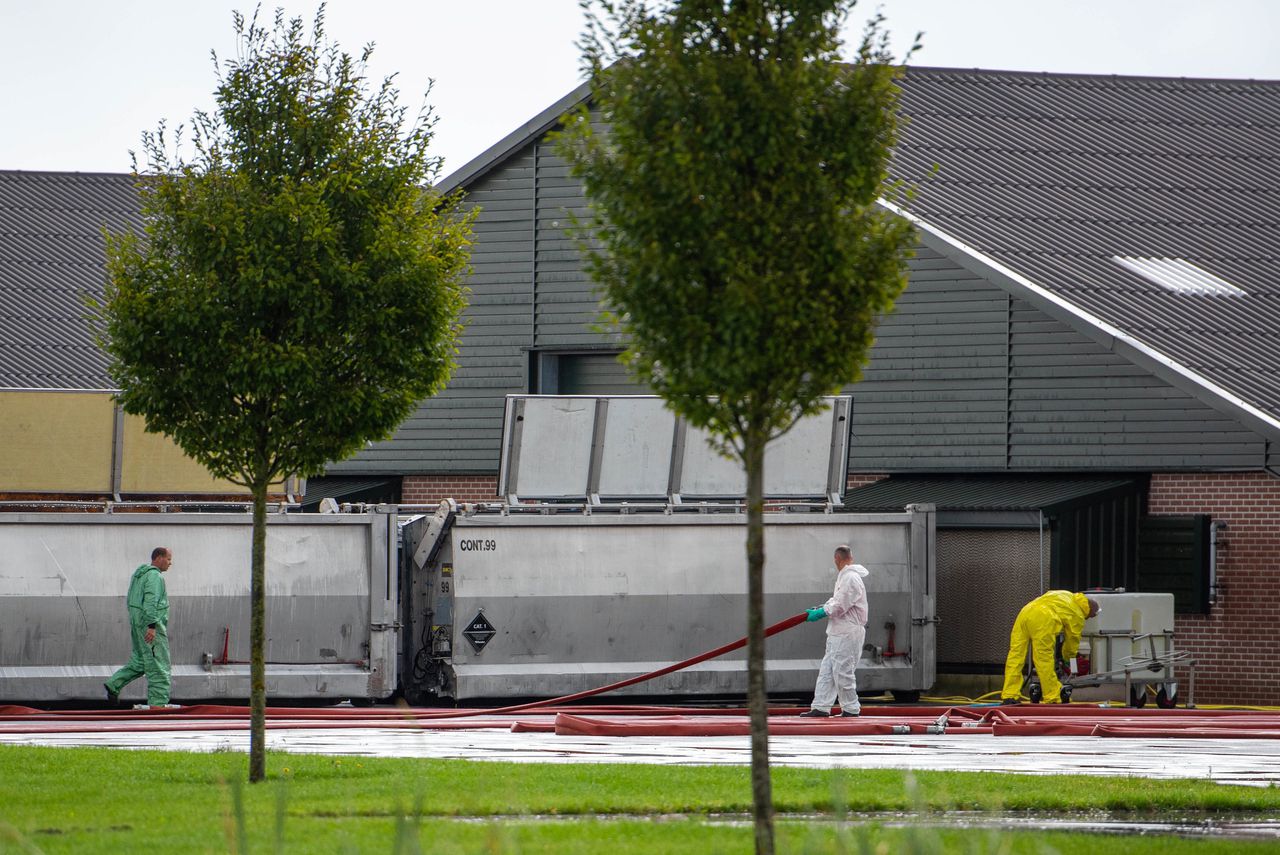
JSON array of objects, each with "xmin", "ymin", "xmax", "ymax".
[{"xmin": 463, "ymin": 612, "xmax": 496, "ymax": 654}]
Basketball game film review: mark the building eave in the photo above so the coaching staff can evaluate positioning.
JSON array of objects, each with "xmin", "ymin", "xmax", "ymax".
[{"xmin": 436, "ymin": 80, "xmax": 593, "ymax": 196}]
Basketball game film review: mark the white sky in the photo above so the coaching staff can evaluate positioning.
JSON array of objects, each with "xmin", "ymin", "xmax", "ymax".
[{"xmin": 3, "ymin": 1, "xmax": 1278, "ymax": 181}]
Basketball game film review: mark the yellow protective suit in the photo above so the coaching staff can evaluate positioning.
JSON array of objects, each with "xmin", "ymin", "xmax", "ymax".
[{"xmin": 1000, "ymin": 591, "xmax": 1091, "ymax": 703}]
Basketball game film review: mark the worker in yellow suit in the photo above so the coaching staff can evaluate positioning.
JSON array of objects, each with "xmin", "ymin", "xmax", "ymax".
[{"xmin": 1000, "ymin": 591, "xmax": 1099, "ymax": 704}]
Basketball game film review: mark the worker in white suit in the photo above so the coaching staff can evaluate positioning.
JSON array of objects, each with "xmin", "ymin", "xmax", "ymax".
[{"xmin": 800, "ymin": 544, "xmax": 869, "ymax": 717}]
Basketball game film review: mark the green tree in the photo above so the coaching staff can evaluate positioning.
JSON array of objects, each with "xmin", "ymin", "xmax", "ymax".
[
  {"xmin": 97, "ymin": 8, "xmax": 473, "ymax": 782},
  {"xmin": 558, "ymin": 2, "xmax": 915, "ymax": 851}
]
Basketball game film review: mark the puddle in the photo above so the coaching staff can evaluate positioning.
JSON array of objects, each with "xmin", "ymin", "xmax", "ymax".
[
  {"xmin": 443, "ymin": 811, "xmax": 1280, "ymax": 840},
  {"xmin": 862, "ymin": 810, "xmax": 1280, "ymax": 841}
]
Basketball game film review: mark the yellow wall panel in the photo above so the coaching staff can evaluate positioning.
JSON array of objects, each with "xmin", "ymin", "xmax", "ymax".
[
  {"xmin": 1, "ymin": 391, "xmax": 293, "ymax": 497},
  {"xmin": 120, "ymin": 415, "xmax": 240, "ymax": 494},
  {"xmin": 0, "ymin": 392, "xmax": 115, "ymax": 492}
]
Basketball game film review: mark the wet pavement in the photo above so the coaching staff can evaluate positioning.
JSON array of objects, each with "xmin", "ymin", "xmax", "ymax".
[{"xmin": 3, "ymin": 714, "xmax": 1280, "ymax": 788}]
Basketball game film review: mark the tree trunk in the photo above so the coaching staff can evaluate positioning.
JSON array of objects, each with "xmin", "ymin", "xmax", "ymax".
[
  {"xmin": 744, "ymin": 426, "xmax": 774, "ymax": 855},
  {"xmin": 249, "ymin": 478, "xmax": 268, "ymax": 783}
]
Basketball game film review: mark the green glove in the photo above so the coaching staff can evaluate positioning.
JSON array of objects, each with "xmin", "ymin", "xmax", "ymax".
[{"xmin": 806, "ymin": 607, "xmax": 827, "ymax": 622}]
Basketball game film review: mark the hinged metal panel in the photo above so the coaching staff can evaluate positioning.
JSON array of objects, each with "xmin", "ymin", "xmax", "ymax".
[{"xmin": 498, "ymin": 395, "xmax": 852, "ymax": 501}]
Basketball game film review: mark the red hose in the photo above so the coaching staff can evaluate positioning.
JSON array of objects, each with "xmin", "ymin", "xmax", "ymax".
[
  {"xmin": 0, "ymin": 611, "xmax": 813, "ymax": 725},
  {"xmin": 446, "ymin": 610, "xmax": 812, "ymax": 719}
]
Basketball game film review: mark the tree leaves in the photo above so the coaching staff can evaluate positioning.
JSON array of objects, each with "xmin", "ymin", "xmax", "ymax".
[
  {"xmin": 98, "ymin": 7, "xmax": 474, "ymax": 489},
  {"xmin": 558, "ymin": 0, "xmax": 915, "ymax": 449}
]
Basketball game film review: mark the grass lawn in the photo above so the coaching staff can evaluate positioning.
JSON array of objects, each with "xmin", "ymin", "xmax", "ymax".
[{"xmin": 2, "ymin": 745, "xmax": 1278, "ymax": 853}]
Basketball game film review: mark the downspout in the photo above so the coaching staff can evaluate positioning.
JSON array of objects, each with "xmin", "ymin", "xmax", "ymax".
[
  {"xmin": 1038, "ymin": 510, "xmax": 1046, "ymax": 594},
  {"xmin": 109, "ymin": 404, "xmax": 125, "ymax": 505},
  {"xmin": 1209, "ymin": 520, "xmax": 1226, "ymax": 606}
]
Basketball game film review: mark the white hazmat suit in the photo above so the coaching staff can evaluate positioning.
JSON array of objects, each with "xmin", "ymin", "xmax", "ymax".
[{"xmin": 808, "ymin": 562, "xmax": 869, "ymax": 715}]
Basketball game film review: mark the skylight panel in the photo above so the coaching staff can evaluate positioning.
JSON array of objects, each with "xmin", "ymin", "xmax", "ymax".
[{"xmin": 1113, "ymin": 256, "xmax": 1247, "ymax": 297}]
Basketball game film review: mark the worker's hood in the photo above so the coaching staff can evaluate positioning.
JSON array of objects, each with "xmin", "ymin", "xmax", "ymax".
[
  {"xmin": 130, "ymin": 563, "xmax": 158, "ymax": 584},
  {"xmin": 842, "ymin": 564, "xmax": 870, "ymax": 577},
  {"xmin": 1072, "ymin": 592, "xmax": 1091, "ymax": 616}
]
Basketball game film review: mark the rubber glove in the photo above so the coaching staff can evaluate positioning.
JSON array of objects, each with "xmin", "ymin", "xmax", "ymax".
[{"xmin": 805, "ymin": 607, "xmax": 827, "ymax": 622}]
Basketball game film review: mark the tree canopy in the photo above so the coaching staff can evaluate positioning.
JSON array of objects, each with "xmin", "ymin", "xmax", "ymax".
[
  {"xmin": 98, "ymin": 6, "xmax": 473, "ymax": 782},
  {"xmin": 560, "ymin": 0, "xmax": 915, "ymax": 453},
  {"xmin": 101, "ymin": 7, "xmax": 472, "ymax": 489},
  {"xmin": 558, "ymin": 2, "xmax": 916, "ymax": 851}
]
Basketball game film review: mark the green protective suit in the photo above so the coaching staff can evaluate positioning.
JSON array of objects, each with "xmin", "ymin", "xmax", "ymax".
[
  {"xmin": 105, "ymin": 563, "xmax": 171, "ymax": 706},
  {"xmin": 1000, "ymin": 590, "xmax": 1090, "ymax": 703}
]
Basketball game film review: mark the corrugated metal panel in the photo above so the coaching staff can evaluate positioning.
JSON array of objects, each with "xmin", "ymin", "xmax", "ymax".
[
  {"xmin": 300, "ymin": 476, "xmax": 398, "ymax": 510},
  {"xmin": 936, "ymin": 528, "xmax": 1047, "ymax": 665},
  {"xmin": 854, "ymin": 476, "xmax": 1146, "ymax": 624},
  {"xmin": 0, "ymin": 171, "xmax": 138, "ymax": 390}
]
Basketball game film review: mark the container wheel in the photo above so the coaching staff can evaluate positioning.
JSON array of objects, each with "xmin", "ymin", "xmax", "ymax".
[
  {"xmin": 1156, "ymin": 685, "xmax": 1177, "ymax": 709},
  {"xmin": 1128, "ymin": 684, "xmax": 1148, "ymax": 708},
  {"xmin": 890, "ymin": 689, "xmax": 921, "ymax": 704}
]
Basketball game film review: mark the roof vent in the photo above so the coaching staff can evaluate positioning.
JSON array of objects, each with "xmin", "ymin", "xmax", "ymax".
[{"xmin": 1113, "ymin": 256, "xmax": 1247, "ymax": 297}]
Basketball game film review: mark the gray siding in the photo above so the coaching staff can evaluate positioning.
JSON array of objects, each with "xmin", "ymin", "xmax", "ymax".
[
  {"xmin": 848, "ymin": 246, "xmax": 1008, "ymax": 469},
  {"xmin": 337, "ymin": 140, "xmax": 1269, "ymax": 477},
  {"xmin": 336, "ymin": 133, "xmax": 622, "ymax": 476},
  {"xmin": 559, "ymin": 353, "xmax": 645, "ymax": 395},
  {"xmin": 333, "ymin": 147, "xmax": 536, "ymax": 474},
  {"xmin": 1007, "ymin": 302, "xmax": 1264, "ymax": 469},
  {"xmin": 848, "ymin": 249, "xmax": 1267, "ymax": 473},
  {"xmin": 534, "ymin": 145, "xmax": 607, "ymax": 349}
]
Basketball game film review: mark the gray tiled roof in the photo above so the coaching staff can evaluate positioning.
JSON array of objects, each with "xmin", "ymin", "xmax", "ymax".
[
  {"xmin": 0, "ymin": 170, "xmax": 141, "ymax": 390},
  {"xmin": 889, "ymin": 68, "xmax": 1280, "ymax": 439}
]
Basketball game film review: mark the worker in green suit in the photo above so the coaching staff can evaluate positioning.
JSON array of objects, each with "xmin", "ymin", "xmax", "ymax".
[
  {"xmin": 1000, "ymin": 590, "xmax": 1098, "ymax": 705},
  {"xmin": 105, "ymin": 547, "xmax": 173, "ymax": 708}
]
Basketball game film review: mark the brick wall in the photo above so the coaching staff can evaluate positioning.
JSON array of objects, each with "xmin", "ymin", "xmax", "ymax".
[
  {"xmin": 847, "ymin": 473, "xmax": 887, "ymax": 490},
  {"xmin": 1149, "ymin": 471, "xmax": 1280, "ymax": 706},
  {"xmin": 402, "ymin": 474, "xmax": 499, "ymax": 505}
]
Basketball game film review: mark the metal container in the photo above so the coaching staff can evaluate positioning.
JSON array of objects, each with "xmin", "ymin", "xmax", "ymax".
[
  {"xmin": 1074, "ymin": 590, "xmax": 1190, "ymax": 706},
  {"xmin": 402, "ymin": 501, "xmax": 937, "ymax": 702},
  {"xmin": 0, "ymin": 511, "xmax": 398, "ymax": 703}
]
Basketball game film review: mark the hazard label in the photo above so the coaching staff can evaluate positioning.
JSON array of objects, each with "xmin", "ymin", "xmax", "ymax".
[{"xmin": 463, "ymin": 612, "xmax": 496, "ymax": 654}]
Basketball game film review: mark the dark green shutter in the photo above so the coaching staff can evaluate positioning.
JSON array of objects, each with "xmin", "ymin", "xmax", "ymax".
[{"xmin": 1137, "ymin": 515, "xmax": 1210, "ymax": 614}]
